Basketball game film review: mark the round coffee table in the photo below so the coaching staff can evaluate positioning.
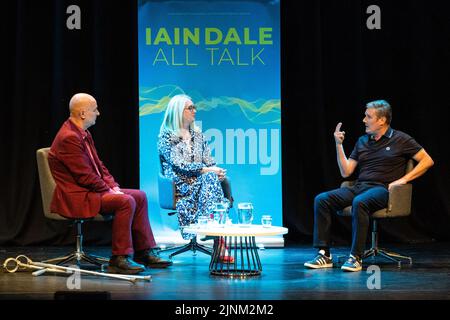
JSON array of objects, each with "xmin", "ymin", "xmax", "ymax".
[{"xmin": 183, "ymin": 224, "xmax": 288, "ymax": 277}]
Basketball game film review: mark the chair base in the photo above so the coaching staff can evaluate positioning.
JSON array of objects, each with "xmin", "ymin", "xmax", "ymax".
[
  {"xmin": 363, "ymin": 247, "xmax": 412, "ymax": 268},
  {"xmin": 43, "ymin": 250, "xmax": 110, "ymax": 268},
  {"xmin": 158, "ymin": 237, "xmax": 212, "ymax": 259},
  {"xmin": 43, "ymin": 221, "xmax": 109, "ymax": 269}
]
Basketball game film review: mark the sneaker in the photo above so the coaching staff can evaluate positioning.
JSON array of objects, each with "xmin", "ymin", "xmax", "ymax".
[
  {"xmin": 304, "ymin": 251, "xmax": 333, "ymax": 269},
  {"xmin": 341, "ymin": 255, "xmax": 362, "ymax": 272}
]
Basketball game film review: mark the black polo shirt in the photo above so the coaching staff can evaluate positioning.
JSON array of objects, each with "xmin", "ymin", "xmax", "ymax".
[{"xmin": 349, "ymin": 127, "xmax": 422, "ymax": 185}]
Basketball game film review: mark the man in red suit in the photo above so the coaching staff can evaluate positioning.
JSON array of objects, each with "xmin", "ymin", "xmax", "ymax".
[{"xmin": 48, "ymin": 93, "xmax": 172, "ymax": 274}]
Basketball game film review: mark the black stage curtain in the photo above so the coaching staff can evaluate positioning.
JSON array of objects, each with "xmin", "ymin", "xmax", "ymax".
[
  {"xmin": 1, "ymin": 0, "xmax": 449, "ymax": 248},
  {"xmin": 0, "ymin": 0, "xmax": 139, "ymax": 246},
  {"xmin": 281, "ymin": 0, "xmax": 450, "ymax": 245}
]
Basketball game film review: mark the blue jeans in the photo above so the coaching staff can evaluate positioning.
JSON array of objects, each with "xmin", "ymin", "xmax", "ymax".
[{"xmin": 313, "ymin": 182, "xmax": 389, "ymax": 257}]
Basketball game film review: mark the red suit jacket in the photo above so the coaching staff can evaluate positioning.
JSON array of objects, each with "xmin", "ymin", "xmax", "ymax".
[{"xmin": 48, "ymin": 119, "xmax": 119, "ymax": 218}]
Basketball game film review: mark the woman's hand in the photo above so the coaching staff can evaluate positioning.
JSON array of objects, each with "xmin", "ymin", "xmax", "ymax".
[{"xmin": 202, "ymin": 166, "xmax": 227, "ymax": 181}]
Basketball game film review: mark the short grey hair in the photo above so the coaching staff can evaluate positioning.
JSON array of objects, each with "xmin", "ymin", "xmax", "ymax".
[{"xmin": 366, "ymin": 100, "xmax": 392, "ymax": 124}]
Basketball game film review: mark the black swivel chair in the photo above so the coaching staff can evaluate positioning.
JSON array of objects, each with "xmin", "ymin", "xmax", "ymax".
[
  {"xmin": 157, "ymin": 156, "xmax": 234, "ymax": 258},
  {"xmin": 338, "ymin": 159, "xmax": 415, "ymax": 267},
  {"xmin": 36, "ymin": 147, "xmax": 111, "ymax": 267}
]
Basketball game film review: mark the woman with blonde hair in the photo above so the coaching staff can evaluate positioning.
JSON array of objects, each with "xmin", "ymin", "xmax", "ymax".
[{"xmin": 158, "ymin": 94, "xmax": 233, "ymax": 262}]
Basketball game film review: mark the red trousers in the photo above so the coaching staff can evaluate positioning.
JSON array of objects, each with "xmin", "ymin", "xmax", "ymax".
[{"xmin": 100, "ymin": 189, "xmax": 156, "ymax": 256}]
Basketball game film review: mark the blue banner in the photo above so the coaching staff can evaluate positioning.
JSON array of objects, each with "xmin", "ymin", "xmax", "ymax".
[{"xmin": 138, "ymin": 0, "xmax": 282, "ymax": 246}]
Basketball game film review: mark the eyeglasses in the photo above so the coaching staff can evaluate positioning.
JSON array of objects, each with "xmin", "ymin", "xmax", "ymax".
[{"xmin": 185, "ymin": 105, "xmax": 197, "ymax": 112}]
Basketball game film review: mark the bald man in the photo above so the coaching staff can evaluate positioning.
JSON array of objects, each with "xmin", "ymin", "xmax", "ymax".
[{"xmin": 48, "ymin": 93, "xmax": 172, "ymax": 274}]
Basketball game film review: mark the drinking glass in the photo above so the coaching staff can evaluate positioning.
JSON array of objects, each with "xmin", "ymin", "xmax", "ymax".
[
  {"xmin": 237, "ymin": 202, "xmax": 253, "ymax": 226},
  {"xmin": 261, "ymin": 215, "xmax": 272, "ymax": 228},
  {"xmin": 213, "ymin": 202, "xmax": 228, "ymax": 226},
  {"xmin": 197, "ymin": 216, "xmax": 209, "ymax": 227}
]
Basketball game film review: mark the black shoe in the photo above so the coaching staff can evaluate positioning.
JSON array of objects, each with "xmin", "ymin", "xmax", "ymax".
[
  {"xmin": 200, "ymin": 235, "xmax": 217, "ymax": 241},
  {"xmin": 134, "ymin": 249, "xmax": 173, "ymax": 268},
  {"xmin": 107, "ymin": 255, "xmax": 145, "ymax": 275}
]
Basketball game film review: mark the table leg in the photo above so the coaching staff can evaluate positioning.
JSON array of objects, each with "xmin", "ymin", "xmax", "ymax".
[{"xmin": 209, "ymin": 236, "xmax": 262, "ymax": 277}]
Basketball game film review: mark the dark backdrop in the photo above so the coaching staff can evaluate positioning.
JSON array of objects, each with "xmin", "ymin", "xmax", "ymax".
[{"xmin": 1, "ymin": 0, "xmax": 449, "ymax": 248}]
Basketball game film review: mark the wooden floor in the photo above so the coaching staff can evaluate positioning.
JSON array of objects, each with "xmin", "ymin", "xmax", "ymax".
[{"xmin": 1, "ymin": 243, "xmax": 450, "ymax": 301}]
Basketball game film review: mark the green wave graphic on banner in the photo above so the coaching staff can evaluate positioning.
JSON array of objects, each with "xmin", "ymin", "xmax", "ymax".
[{"xmin": 139, "ymin": 85, "xmax": 280, "ymax": 124}]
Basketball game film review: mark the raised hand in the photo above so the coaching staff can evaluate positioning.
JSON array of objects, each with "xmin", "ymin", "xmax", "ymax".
[{"xmin": 334, "ymin": 122, "xmax": 345, "ymax": 145}]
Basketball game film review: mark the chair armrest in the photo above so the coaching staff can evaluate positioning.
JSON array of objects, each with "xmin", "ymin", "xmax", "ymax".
[
  {"xmin": 386, "ymin": 184, "xmax": 412, "ymax": 217},
  {"xmin": 158, "ymin": 173, "xmax": 176, "ymax": 210},
  {"xmin": 221, "ymin": 177, "xmax": 234, "ymax": 208},
  {"xmin": 337, "ymin": 180, "xmax": 412, "ymax": 218}
]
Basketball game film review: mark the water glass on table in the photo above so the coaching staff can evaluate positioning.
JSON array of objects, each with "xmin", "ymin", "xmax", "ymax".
[
  {"xmin": 213, "ymin": 201, "xmax": 228, "ymax": 226},
  {"xmin": 237, "ymin": 202, "xmax": 254, "ymax": 226},
  {"xmin": 261, "ymin": 215, "xmax": 272, "ymax": 228},
  {"xmin": 197, "ymin": 216, "xmax": 209, "ymax": 227}
]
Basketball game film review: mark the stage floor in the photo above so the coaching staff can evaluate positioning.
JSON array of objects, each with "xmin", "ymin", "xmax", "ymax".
[{"xmin": 1, "ymin": 243, "xmax": 449, "ymax": 300}]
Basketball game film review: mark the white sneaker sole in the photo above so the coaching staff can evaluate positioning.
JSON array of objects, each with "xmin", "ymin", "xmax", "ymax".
[
  {"xmin": 341, "ymin": 265, "xmax": 362, "ymax": 272},
  {"xmin": 304, "ymin": 262, "xmax": 333, "ymax": 269}
]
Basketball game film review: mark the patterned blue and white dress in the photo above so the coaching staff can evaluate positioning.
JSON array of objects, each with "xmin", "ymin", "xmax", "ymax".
[{"xmin": 158, "ymin": 128, "xmax": 229, "ymax": 239}]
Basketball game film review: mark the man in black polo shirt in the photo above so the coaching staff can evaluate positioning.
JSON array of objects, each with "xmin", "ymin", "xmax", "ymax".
[{"xmin": 304, "ymin": 100, "xmax": 434, "ymax": 272}]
